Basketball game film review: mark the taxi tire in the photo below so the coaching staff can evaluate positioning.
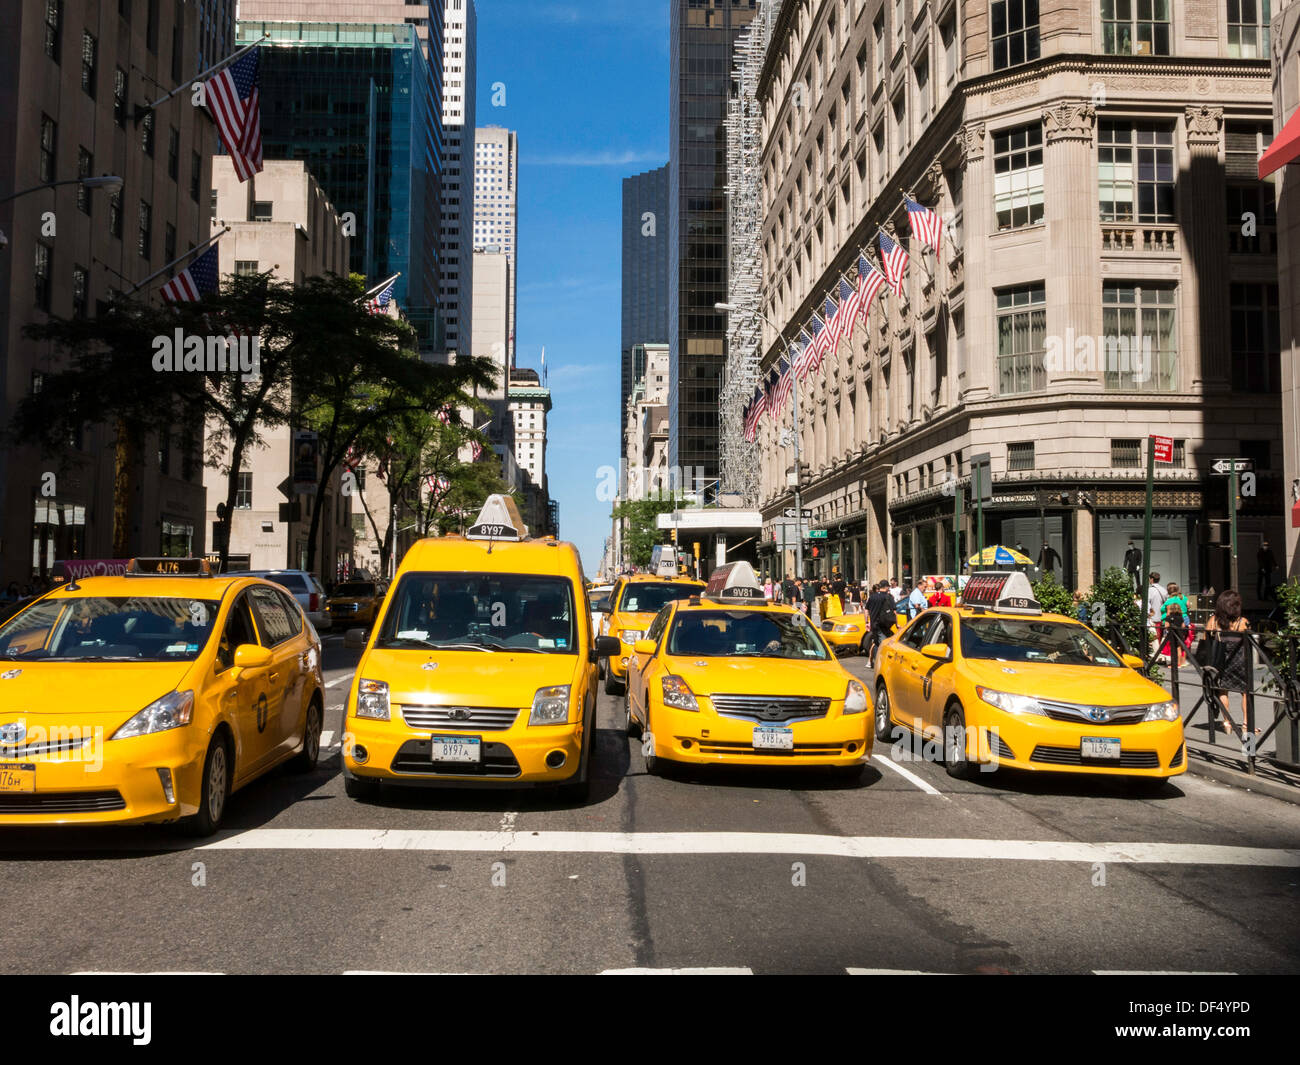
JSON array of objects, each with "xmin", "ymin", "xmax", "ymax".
[
  {"xmin": 184, "ymin": 734, "xmax": 231, "ymax": 837},
  {"xmin": 623, "ymin": 690, "xmax": 641, "ymax": 738},
  {"xmin": 288, "ymin": 697, "xmax": 323, "ymax": 774},
  {"xmin": 944, "ymin": 704, "xmax": 976, "ymax": 781},
  {"xmin": 604, "ymin": 668, "xmax": 624, "ymax": 696},
  {"xmin": 874, "ymin": 683, "xmax": 895, "ymax": 743}
]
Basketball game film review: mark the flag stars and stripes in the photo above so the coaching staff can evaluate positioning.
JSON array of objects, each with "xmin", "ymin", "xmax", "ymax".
[
  {"xmin": 904, "ymin": 195, "xmax": 943, "ymax": 250},
  {"xmin": 159, "ymin": 244, "xmax": 221, "ymax": 304},
  {"xmin": 878, "ymin": 230, "xmax": 909, "ymax": 296},
  {"xmin": 207, "ymin": 49, "xmax": 263, "ymax": 183}
]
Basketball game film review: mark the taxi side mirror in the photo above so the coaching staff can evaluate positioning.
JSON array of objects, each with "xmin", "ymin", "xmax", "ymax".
[
  {"xmin": 594, "ymin": 635, "xmax": 621, "ymax": 659},
  {"xmin": 344, "ymin": 628, "xmax": 368, "ymax": 649},
  {"xmin": 634, "ymin": 638, "xmax": 657, "ymax": 656},
  {"xmin": 1121, "ymin": 653, "xmax": 1144, "ymax": 669},
  {"xmin": 920, "ymin": 642, "xmax": 952, "ymax": 661},
  {"xmin": 233, "ymin": 644, "xmax": 273, "ymax": 673},
  {"xmin": 594, "ymin": 598, "xmax": 611, "ymax": 613}
]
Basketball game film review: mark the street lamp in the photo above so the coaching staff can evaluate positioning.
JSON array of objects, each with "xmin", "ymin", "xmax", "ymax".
[{"xmin": 716, "ymin": 301, "xmax": 806, "ymax": 578}]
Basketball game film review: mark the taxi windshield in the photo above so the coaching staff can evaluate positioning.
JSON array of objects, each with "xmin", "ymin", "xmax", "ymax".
[
  {"xmin": 588, "ymin": 589, "xmax": 610, "ymax": 611},
  {"xmin": 666, "ymin": 609, "xmax": 830, "ymax": 660},
  {"xmin": 960, "ymin": 617, "xmax": 1122, "ymax": 667},
  {"xmin": 0, "ymin": 596, "xmax": 221, "ymax": 662},
  {"xmin": 376, "ymin": 572, "xmax": 576, "ymax": 654},
  {"xmin": 332, "ymin": 583, "xmax": 376, "ymax": 598},
  {"xmin": 617, "ymin": 582, "xmax": 700, "ymax": 615}
]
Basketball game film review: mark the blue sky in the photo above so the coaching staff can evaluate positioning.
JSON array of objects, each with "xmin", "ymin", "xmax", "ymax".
[{"xmin": 475, "ymin": 0, "xmax": 669, "ymax": 571}]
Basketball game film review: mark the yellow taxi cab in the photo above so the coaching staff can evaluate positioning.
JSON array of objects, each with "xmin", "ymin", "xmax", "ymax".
[
  {"xmin": 624, "ymin": 562, "xmax": 871, "ymax": 777},
  {"xmin": 600, "ymin": 571, "xmax": 705, "ymax": 695},
  {"xmin": 819, "ymin": 612, "xmax": 870, "ymax": 656},
  {"xmin": 0, "ymin": 558, "xmax": 325, "ymax": 834},
  {"xmin": 873, "ymin": 571, "xmax": 1185, "ymax": 786},
  {"xmin": 342, "ymin": 496, "xmax": 620, "ymax": 802},
  {"xmin": 325, "ymin": 579, "xmax": 385, "ymax": 627}
]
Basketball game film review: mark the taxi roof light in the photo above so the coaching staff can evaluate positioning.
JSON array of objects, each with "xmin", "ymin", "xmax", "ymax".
[
  {"xmin": 962, "ymin": 571, "xmax": 1040, "ymax": 615},
  {"xmin": 465, "ymin": 494, "xmax": 528, "ymax": 544},
  {"xmin": 126, "ymin": 557, "xmax": 213, "ymax": 578},
  {"xmin": 702, "ymin": 561, "xmax": 765, "ymax": 604}
]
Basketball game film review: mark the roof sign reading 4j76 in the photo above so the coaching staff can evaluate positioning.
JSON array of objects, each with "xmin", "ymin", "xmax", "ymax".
[{"xmin": 1152, "ymin": 435, "xmax": 1174, "ymax": 464}]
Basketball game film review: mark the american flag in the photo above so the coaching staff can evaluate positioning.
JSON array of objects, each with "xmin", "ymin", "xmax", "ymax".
[
  {"xmin": 207, "ymin": 49, "xmax": 263, "ymax": 182},
  {"xmin": 904, "ymin": 195, "xmax": 943, "ymax": 250},
  {"xmin": 817, "ymin": 293, "xmax": 841, "ymax": 364},
  {"xmin": 160, "ymin": 244, "xmax": 221, "ymax": 304},
  {"xmin": 773, "ymin": 356, "xmax": 794, "ymax": 413},
  {"xmin": 856, "ymin": 255, "xmax": 887, "ymax": 322},
  {"xmin": 805, "ymin": 316, "xmax": 827, "ymax": 372},
  {"xmin": 878, "ymin": 230, "xmax": 909, "ymax": 295},
  {"xmin": 436, "ymin": 406, "xmax": 452, "ymax": 425},
  {"xmin": 469, "ymin": 440, "xmax": 484, "ymax": 461},
  {"xmin": 793, "ymin": 330, "xmax": 817, "ymax": 379},
  {"xmin": 367, "ymin": 279, "xmax": 395, "ymax": 316},
  {"xmin": 836, "ymin": 276, "xmax": 863, "ymax": 343},
  {"xmin": 427, "ymin": 474, "xmax": 451, "ymax": 494},
  {"xmin": 763, "ymin": 367, "xmax": 781, "ymax": 415},
  {"xmin": 808, "ymin": 311, "xmax": 832, "ymax": 373},
  {"xmin": 747, "ymin": 386, "xmax": 766, "ymax": 432}
]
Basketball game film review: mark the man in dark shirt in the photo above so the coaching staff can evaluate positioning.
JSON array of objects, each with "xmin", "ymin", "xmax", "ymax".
[
  {"xmin": 1258, "ymin": 540, "xmax": 1277, "ymax": 601},
  {"xmin": 864, "ymin": 580, "xmax": 897, "ymax": 666},
  {"xmin": 1124, "ymin": 541, "xmax": 1142, "ymax": 592},
  {"xmin": 782, "ymin": 576, "xmax": 796, "ymax": 604},
  {"xmin": 1038, "ymin": 541, "xmax": 1062, "ymax": 575},
  {"xmin": 831, "ymin": 570, "xmax": 847, "ymax": 601}
]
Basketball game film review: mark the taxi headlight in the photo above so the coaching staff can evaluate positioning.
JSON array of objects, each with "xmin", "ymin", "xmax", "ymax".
[
  {"xmin": 976, "ymin": 686, "xmax": 1047, "ymax": 717},
  {"xmin": 112, "ymin": 690, "xmax": 195, "ymax": 739},
  {"xmin": 620, "ymin": 629, "xmax": 643, "ymax": 645},
  {"xmin": 844, "ymin": 680, "xmax": 868, "ymax": 714},
  {"xmin": 1143, "ymin": 700, "xmax": 1179, "ymax": 722},
  {"xmin": 529, "ymin": 685, "xmax": 571, "ymax": 726},
  {"xmin": 661, "ymin": 675, "xmax": 699, "ymax": 711},
  {"xmin": 832, "ymin": 624, "xmax": 857, "ymax": 634},
  {"xmin": 355, "ymin": 678, "xmax": 391, "ymax": 720}
]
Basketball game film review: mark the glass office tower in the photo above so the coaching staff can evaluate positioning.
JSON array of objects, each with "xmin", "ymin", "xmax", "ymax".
[{"xmin": 621, "ymin": 164, "xmax": 670, "ymax": 458}]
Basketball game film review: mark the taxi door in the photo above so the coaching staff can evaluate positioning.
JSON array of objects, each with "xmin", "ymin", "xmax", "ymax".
[
  {"xmin": 628, "ymin": 605, "xmax": 673, "ymax": 731},
  {"xmin": 915, "ymin": 613, "xmax": 957, "ymax": 736},
  {"xmin": 212, "ymin": 593, "xmax": 275, "ymax": 781},
  {"xmin": 248, "ymin": 586, "xmax": 308, "ymax": 761},
  {"xmin": 884, "ymin": 613, "xmax": 942, "ymax": 739}
]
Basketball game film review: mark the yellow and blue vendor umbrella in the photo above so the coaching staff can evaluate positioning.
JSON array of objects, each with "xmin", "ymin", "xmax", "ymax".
[{"xmin": 967, "ymin": 545, "xmax": 1033, "ymax": 567}]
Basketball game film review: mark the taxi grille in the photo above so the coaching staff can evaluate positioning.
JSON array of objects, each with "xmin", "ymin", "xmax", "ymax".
[
  {"xmin": 990, "ymin": 733, "xmax": 1016, "ymax": 760},
  {"xmin": 400, "ymin": 706, "xmax": 519, "ymax": 732},
  {"xmin": 391, "ymin": 739, "xmax": 520, "ymax": 777},
  {"xmin": 693, "ymin": 740, "xmax": 845, "ymax": 758},
  {"xmin": 0, "ymin": 737, "xmax": 89, "ymax": 759},
  {"xmin": 1037, "ymin": 701, "xmax": 1149, "ymax": 726},
  {"xmin": 709, "ymin": 695, "xmax": 830, "ymax": 724},
  {"xmin": 0, "ymin": 790, "xmax": 125, "ymax": 813},
  {"xmin": 1030, "ymin": 745, "xmax": 1160, "ymax": 768}
]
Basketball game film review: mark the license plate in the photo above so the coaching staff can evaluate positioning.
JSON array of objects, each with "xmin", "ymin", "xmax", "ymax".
[
  {"xmin": 0, "ymin": 763, "xmax": 35, "ymax": 793},
  {"xmin": 429, "ymin": 736, "xmax": 482, "ymax": 763},
  {"xmin": 753, "ymin": 726, "xmax": 793, "ymax": 751},
  {"xmin": 1081, "ymin": 737, "xmax": 1121, "ymax": 760}
]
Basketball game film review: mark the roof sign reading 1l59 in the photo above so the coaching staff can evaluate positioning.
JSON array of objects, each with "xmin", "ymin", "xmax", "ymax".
[
  {"xmin": 465, "ymin": 494, "xmax": 528, "ymax": 542},
  {"xmin": 962, "ymin": 571, "xmax": 1041, "ymax": 615}
]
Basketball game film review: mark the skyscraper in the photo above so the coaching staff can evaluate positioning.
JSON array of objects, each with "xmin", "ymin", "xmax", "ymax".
[
  {"xmin": 621, "ymin": 164, "xmax": 669, "ymax": 457},
  {"xmin": 440, "ymin": 0, "xmax": 477, "ymax": 357},
  {"xmin": 668, "ymin": 0, "xmax": 757, "ymax": 495},
  {"xmin": 474, "ymin": 126, "xmax": 518, "ymax": 365}
]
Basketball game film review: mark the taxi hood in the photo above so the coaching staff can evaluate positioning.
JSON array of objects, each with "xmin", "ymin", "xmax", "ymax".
[
  {"xmin": 0, "ymin": 661, "xmax": 195, "ymax": 726},
  {"xmin": 960, "ymin": 657, "xmax": 1166, "ymax": 705},
  {"xmin": 361, "ymin": 649, "xmax": 582, "ymax": 707},
  {"xmin": 670, "ymin": 656, "xmax": 851, "ymax": 698}
]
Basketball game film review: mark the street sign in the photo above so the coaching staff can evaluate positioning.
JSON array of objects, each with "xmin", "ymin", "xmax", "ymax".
[
  {"xmin": 806, "ymin": 530, "xmax": 828, "ymax": 540},
  {"xmin": 971, "ymin": 453, "xmax": 992, "ymax": 503},
  {"xmin": 783, "ymin": 507, "xmax": 813, "ymax": 519},
  {"xmin": 1211, "ymin": 458, "xmax": 1253, "ymax": 475},
  {"xmin": 1152, "ymin": 435, "xmax": 1174, "ymax": 464},
  {"xmin": 276, "ymin": 476, "xmax": 295, "ymax": 502}
]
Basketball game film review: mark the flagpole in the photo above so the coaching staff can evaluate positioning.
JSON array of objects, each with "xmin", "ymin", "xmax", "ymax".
[
  {"xmin": 125, "ymin": 225, "xmax": 230, "ymax": 296},
  {"xmin": 899, "ymin": 189, "xmax": 937, "ymax": 287},
  {"xmin": 137, "ymin": 33, "xmax": 270, "ymax": 119},
  {"xmin": 361, "ymin": 272, "xmax": 402, "ymax": 301}
]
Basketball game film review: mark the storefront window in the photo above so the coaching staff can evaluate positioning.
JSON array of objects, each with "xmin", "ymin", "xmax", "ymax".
[
  {"xmin": 918, "ymin": 524, "xmax": 939, "ymax": 577},
  {"xmin": 160, "ymin": 518, "xmax": 193, "ymax": 557},
  {"xmin": 31, "ymin": 500, "xmax": 87, "ymax": 579}
]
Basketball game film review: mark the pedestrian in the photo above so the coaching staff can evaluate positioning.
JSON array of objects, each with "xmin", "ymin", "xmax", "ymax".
[
  {"xmin": 782, "ymin": 574, "xmax": 796, "ymax": 605},
  {"xmin": 906, "ymin": 581, "xmax": 927, "ymax": 619},
  {"xmin": 1124, "ymin": 540, "xmax": 1143, "ymax": 593},
  {"xmin": 1257, "ymin": 539, "xmax": 1277, "ymax": 601},
  {"xmin": 763, "ymin": 576, "xmax": 774, "ymax": 600},
  {"xmin": 1072, "ymin": 590, "xmax": 1088, "ymax": 623},
  {"xmin": 1, "ymin": 582, "xmax": 17, "ymax": 602},
  {"xmin": 831, "ymin": 569, "xmax": 847, "ymax": 602},
  {"xmin": 865, "ymin": 580, "xmax": 897, "ymax": 665},
  {"xmin": 801, "ymin": 577, "xmax": 817, "ymax": 618},
  {"xmin": 888, "ymin": 577, "xmax": 903, "ymax": 603},
  {"xmin": 1038, "ymin": 541, "xmax": 1061, "ymax": 576},
  {"xmin": 927, "ymin": 578, "xmax": 952, "ymax": 608},
  {"xmin": 1201, "ymin": 589, "xmax": 1257, "ymax": 739},
  {"xmin": 1146, "ymin": 571, "xmax": 1167, "ymax": 633}
]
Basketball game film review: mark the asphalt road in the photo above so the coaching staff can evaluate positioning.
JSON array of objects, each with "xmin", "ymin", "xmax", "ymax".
[{"xmin": 1, "ymin": 639, "xmax": 1298, "ymax": 975}]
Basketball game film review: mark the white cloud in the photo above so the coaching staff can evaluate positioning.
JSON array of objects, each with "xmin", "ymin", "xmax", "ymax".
[{"xmin": 530, "ymin": 149, "xmax": 666, "ymax": 168}]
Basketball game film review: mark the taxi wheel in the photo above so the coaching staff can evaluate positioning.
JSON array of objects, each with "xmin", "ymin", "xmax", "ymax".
[
  {"xmin": 604, "ymin": 668, "xmax": 624, "ymax": 696},
  {"xmin": 624, "ymin": 690, "xmax": 641, "ymax": 738},
  {"xmin": 185, "ymin": 735, "xmax": 231, "ymax": 837},
  {"xmin": 874, "ymin": 683, "xmax": 894, "ymax": 743},
  {"xmin": 944, "ymin": 704, "xmax": 976, "ymax": 781},
  {"xmin": 289, "ymin": 697, "xmax": 323, "ymax": 773}
]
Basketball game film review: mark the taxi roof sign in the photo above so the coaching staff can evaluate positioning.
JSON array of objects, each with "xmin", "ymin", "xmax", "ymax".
[
  {"xmin": 465, "ymin": 494, "xmax": 528, "ymax": 542},
  {"xmin": 126, "ymin": 557, "xmax": 213, "ymax": 577},
  {"xmin": 961, "ymin": 571, "xmax": 1040, "ymax": 615},
  {"xmin": 703, "ymin": 561, "xmax": 765, "ymax": 602}
]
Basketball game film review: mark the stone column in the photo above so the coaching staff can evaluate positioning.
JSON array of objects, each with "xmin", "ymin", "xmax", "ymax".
[
  {"xmin": 953, "ymin": 121, "xmax": 990, "ymax": 400},
  {"xmin": 1042, "ymin": 101, "xmax": 1098, "ymax": 390},
  {"xmin": 1183, "ymin": 105, "xmax": 1228, "ymax": 388}
]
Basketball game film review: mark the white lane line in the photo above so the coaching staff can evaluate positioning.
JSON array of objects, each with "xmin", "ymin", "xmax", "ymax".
[
  {"xmin": 344, "ymin": 971, "xmax": 473, "ymax": 976},
  {"xmin": 320, "ymin": 731, "xmax": 335, "ymax": 748},
  {"xmin": 1093, "ymin": 971, "xmax": 1237, "ymax": 976},
  {"xmin": 326, "ymin": 674, "xmax": 353, "ymax": 689},
  {"xmin": 601, "ymin": 968, "xmax": 753, "ymax": 975},
  {"xmin": 70, "ymin": 971, "xmax": 224, "ymax": 976},
  {"xmin": 847, "ymin": 968, "xmax": 944, "ymax": 975},
  {"xmin": 196, "ymin": 830, "xmax": 1300, "ymax": 867},
  {"xmin": 871, "ymin": 754, "xmax": 944, "ymax": 796}
]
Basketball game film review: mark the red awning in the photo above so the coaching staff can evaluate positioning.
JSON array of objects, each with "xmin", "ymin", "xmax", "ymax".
[{"xmin": 1259, "ymin": 106, "xmax": 1300, "ymax": 179}]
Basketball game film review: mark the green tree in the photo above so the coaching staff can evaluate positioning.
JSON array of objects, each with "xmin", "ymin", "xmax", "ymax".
[
  {"xmin": 1032, "ymin": 571, "xmax": 1075, "ymax": 617},
  {"xmin": 1085, "ymin": 565, "xmax": 1148, "ymax": 656},
  {"xmin": 612, "ymin": 497, "xmax": 684, "ymax": 567}
]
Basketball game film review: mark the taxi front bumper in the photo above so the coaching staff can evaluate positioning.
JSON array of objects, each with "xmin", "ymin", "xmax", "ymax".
[
  {"xmin": 819, "ymin": 626, "xmax": 865, "ymax": 654},
  {"xmin": 649, "ymin": 702, "xmax": 872, "ymax": 768},
  {"xmin": 961, "ymin": 711, "xmax": 1186, "ymax": 777},
  {"xmin": 344, "ymin": 716, "xmax": 586, "ymax": 787},
  {"xmin": 0, "ymin": 727, "xmax": 209, "ymax": 826}
]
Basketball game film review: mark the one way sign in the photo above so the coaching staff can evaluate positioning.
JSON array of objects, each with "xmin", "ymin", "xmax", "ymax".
[{"xmin": 1210, "ymin": 458, "xmax": 1253, "ymax": 475}]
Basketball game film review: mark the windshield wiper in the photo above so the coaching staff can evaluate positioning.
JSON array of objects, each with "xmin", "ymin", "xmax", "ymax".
[
  {"xmin": 378, "ymin": 637, "xmax": 439, "ymax": 650},
  {"xmin": 428, "ymin": 642, "xmax": 496, "ymax": 653}
]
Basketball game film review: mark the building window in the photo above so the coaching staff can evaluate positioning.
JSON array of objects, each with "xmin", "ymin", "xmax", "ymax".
[
  {"xmin": 190, "ymin": 151, "xmax": 201, "ymax": 201},
  {"xmin": 210, "ymin": 188, "xmax": 218, "ymax": 223},
  {"xmin": 252, "ymin": 201, "xmax": 273, "ymax": 221},
  {"xmin": 892, "ymin": 92, "xmax": 907, "ymax": 159},
  {"xmin": 39, "ymin": 115, "xmax": 57, "ymax": 183},
  {"xmin": 146, "ymin": 0, "xmax": 159, "ymax": 53},
  {"xmin": 941, "ymin": 16, "xmax": 958, "ymax": 86},
  {"xmin": 72, "ymin": 266, "xmax": 88, "ymax": 318},
  {"xmin": 160, "ymin": 519, "xmax": 192, "ymax": 558},
  {"xmin": 114, "ymin": 67, "xmax": 127, "ymax": 127},
  {"xmin": 81, "ymin": 31, "xmax": 97, "ymax": 96},
  {"xmin": 137, "ymin": 200, "xmax": 152, "ymax": 260},
  {"xmin": 164, "ymin": 222, "xmax": 176, "ymax": 265},
  {"xmin": 34, "ymin": 243, "xmax": 53, "ymax": 311},
  {"xmin": 141, "ymin": 111, "xmax": 154, "ymax": 156},
  {"xmin": 996, "ymin": 284, "xmax": 1047, "ymax": 395},
  {"xmin": 235, "ymin": 472, "xmax": 253, "ymax": 509},
  {"xmin": 991, "ymin": 0, "xmax": 1040, "ymax": 70},
  {"xmin": 234, "ymin": 260, "xmax": 258, "ymax": 276},
  {"xmin": 1008, "ymin": 442, "xmax": 1035, "ymax": 471},
  {"xmin": 1099, "ymin": 121, "xmax": 1175, "ymax": 223},
  {"xmin": 1110, "ymin": 439, "xmax": 1143, "ymax": 468},
  {"xmin": 1228, "ymin": 0, "xmax": 1271, "ymax": 58},
  {"xmin": 1102, "ymin": 282, "xmax": 1177, "ymax": 391},
  {"xmin": 44, "ymin": 0, "xmax": 62, "ymax": 61},
  {"xmin": 167, "ymin": 126, "xmax": 179, "ymax": 180},
  {"xmin": 1226, "ymin": 123, "xmax": 1276, "ymax": 253},
  {"xmin": 76, "ymin": 147, "xmax": 93, "ymax": 214},
  {"xmin": 873, "ymin": 11, "xmax": 885, "ymax": 82},
  {"xmin": 993, "ymin": 123, "xmax": 1044, "ymax": 230},
  {"xmin": 1102, "ymin": 0, "xmax": 1172, "ymax": 55},
  {"xmin": 1230, "ymin": 282, "xmax": 1280, "ymax": 393}
]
